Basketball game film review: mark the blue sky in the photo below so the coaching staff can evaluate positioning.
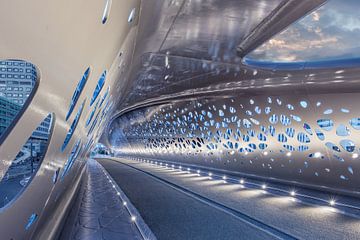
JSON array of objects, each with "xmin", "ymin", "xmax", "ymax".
[{"xmin": 247, "ymin": 0, "xmax": 360, "ymax": 62}]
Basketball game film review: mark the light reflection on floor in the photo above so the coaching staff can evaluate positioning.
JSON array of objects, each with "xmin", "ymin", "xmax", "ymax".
[{"xmin": 135, "ymin": 159, "xmax": 360, "ymax": 222}]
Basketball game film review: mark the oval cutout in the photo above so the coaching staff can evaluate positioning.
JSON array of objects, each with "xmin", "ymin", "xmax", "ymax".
[{"xmin": 0, "ymin": 59, "xmax": 38, "ymax": 143}]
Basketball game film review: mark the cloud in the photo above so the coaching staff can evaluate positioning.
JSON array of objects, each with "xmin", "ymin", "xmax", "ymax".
[{"xmin": 247, "ymin": 0, "xmax": 360, "ymax": 62}]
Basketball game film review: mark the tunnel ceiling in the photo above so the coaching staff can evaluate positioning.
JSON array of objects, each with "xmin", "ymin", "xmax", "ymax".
[
  {"xmin": 109, "ymin": 0, "xmax": 360, "ymax": 120},
  {"xmin": 111, "ymin": 0, "xmax": 285, "ymax": 113},
  {"xmin": 105, "ymin": 0, "xmax": 360, "ymax": 197}
]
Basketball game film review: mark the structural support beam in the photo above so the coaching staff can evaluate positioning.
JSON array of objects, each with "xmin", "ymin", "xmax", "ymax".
[{"xmin": 236, "ymin": 0, "xmax": 326, "ymax": 58}]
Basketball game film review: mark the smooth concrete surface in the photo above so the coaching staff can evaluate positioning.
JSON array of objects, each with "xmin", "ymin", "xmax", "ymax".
[
  {"xmin": 96, "ymin": 158, "xmax": 291, "ymax": 240},
  {"xmin": 98, "ymin": 158, "xmax": 360, "ymax": 240}
]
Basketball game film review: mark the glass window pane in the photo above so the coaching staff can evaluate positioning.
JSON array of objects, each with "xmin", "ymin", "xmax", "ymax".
[
  {"xmin": 0, "ymin": 113, "xmax": 53, "ymax": 208},
  {"xmin": 0, "ymin": 60, "xmax": 37, "ymax": 142}
]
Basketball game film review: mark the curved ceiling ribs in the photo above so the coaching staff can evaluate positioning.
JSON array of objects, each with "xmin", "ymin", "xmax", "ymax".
[{"xmin": 106, "ymin": 0, "xmax": 360, "ymax": 198}]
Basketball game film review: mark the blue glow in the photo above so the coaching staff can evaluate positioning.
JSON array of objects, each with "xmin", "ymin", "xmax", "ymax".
[
  {"xmin": 99, "ymin": 86, "xmax": 110, "ymax": 108},
  {"xmin": 61, "ymin": 100, "xmax": 85, "ymax": 152},
  {"xmin": 25, "ymin": 213, "xmax": 38, "ymax": 230},
  {"xmin": 0, "ymin": 60, "xmax": 38, "ymax": 142},
  {"xmin": 66, "ymin": 67, "xmax": 90, "ymax": 121},
  {"xmin": 90, "ymin": 71, "xmax": 106, "ymax": 106},
  {"xmin": 61, "ymin": 139, "xmax": 82, "ymax": 179},
  {"xmin": 0, "ymin": 114, "xmax": 53, "ymax": 209}
]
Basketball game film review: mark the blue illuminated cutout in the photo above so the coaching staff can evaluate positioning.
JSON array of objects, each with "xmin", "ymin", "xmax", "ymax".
[
  {"xmin": 61, "ymin": 139, "xmax": 82, "ymax": 179},
  {"xmin": 65, "ymin": 67, "xmax": 90, "ymax": 121},
  {"xmin": 244, "ymin": 0, "xmax": 360, "ymax": 69},
  {"xmin": 87, "ymin": 111, "xmax": 100, "ymax": 136},
  {"xmin": 86, "ymin": 98, "xmax": 100, "ymax": 127},
  {"xmin": 99, "ymin": 86, "xmax": 110, "ymax": 108},
  {"xmin": 0, "ymin": 59, "xmax": 38, "ymax": 143},
  {"xmin": 0, "ymin": 114, "xmax": 53, "ymax": 209},
  {"xmin": 86, "ymin": 109, "xmax": 96, "ymax": 127},
  {"xmin": 90, "ymin": 71, "xmax": 106, "ymax": 106},
  {"xmin": 25, "ymin": 213, "xmax": 38, "ymax": 230},
  {"xmin": 61, "ymin": 100, "xmax": 85, "ymax": 152}
]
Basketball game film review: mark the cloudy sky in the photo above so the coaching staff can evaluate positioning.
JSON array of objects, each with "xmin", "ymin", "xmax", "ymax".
[{"xmin": 247, "ymin": 0, "xmax": 360, "ymax": 62}]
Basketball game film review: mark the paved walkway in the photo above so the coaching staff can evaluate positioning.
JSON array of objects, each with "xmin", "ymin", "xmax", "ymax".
[
  {"xmin": 60, "ymin": 159, "xmax": 155, "ymax": 240},
  {"xmin": 98, "ymin": 157, "xmax": 360, "ymax": 240}
]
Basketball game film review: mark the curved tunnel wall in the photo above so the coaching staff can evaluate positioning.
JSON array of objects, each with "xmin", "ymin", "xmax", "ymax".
[
  {"xmin": 0, "ymin": 0, "xmax": 141, "ymax": 239},
  {"xmin": 109, "ymin": 92, "xmax": 360, "ymax": 197}
]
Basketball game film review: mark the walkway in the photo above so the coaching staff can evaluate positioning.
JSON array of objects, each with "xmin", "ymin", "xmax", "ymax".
[
  {"xmin": 60, "ymin": 159, "xmax": 155, "ymax": 240},
  {"xmin": 97, "ymin": 157, "xmax": 360, "ymax": 240}
]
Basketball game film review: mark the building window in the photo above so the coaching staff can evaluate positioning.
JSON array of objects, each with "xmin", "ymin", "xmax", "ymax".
[
  {"xmin": 0, "ymin": 59, "xmax": 38, "ymax": 143},
  {"xmin": 0, "ymin": 113, "xmax": 53, "ymax": 209}
]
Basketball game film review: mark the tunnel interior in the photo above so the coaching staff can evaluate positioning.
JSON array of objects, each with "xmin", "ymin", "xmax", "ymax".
[{"xmin": 0, "ymin": 0, "xmax": 360, "ymax": 239}]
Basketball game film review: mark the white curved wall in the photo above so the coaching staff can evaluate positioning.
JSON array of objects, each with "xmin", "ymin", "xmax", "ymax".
[{"xmin": 0, "ymin": 0, "xmax": 140, "ymax": 238}]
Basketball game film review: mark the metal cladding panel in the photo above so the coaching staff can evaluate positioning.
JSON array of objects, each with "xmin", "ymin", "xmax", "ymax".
[
  {"xmin": 109, "ymin": 93, "xmax": 360, "ymax": 197},
  {"xmin": 0, "ymin": 0, "xmax": 141, "ymax": 239}
]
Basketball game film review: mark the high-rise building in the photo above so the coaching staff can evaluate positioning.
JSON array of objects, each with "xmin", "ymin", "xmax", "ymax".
[
  {"xmin": 0, "ymin": 60, "xmax": 36, "ymax": 105},
  {"xmin": 0, "ymin": 60, "xmax": 50, "ymax": 154},
  {"xmin": 0, "ymin": 96, "xmax": 21, "ymax": 136}
]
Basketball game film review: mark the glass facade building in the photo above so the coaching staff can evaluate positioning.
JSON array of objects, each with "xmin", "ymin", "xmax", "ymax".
[
  {"xmin": 0, "ymin": 60, "xmax": 36, "ymax": 105},
  {"xmin": 0, "ymin": 96, "xmax": 21, "ymax": 136}
]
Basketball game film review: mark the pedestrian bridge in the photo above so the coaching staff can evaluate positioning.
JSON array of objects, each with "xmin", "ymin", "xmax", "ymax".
[{"xmin": 0, "ymin": 0, "xmax": 360, "ymax": 239}]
